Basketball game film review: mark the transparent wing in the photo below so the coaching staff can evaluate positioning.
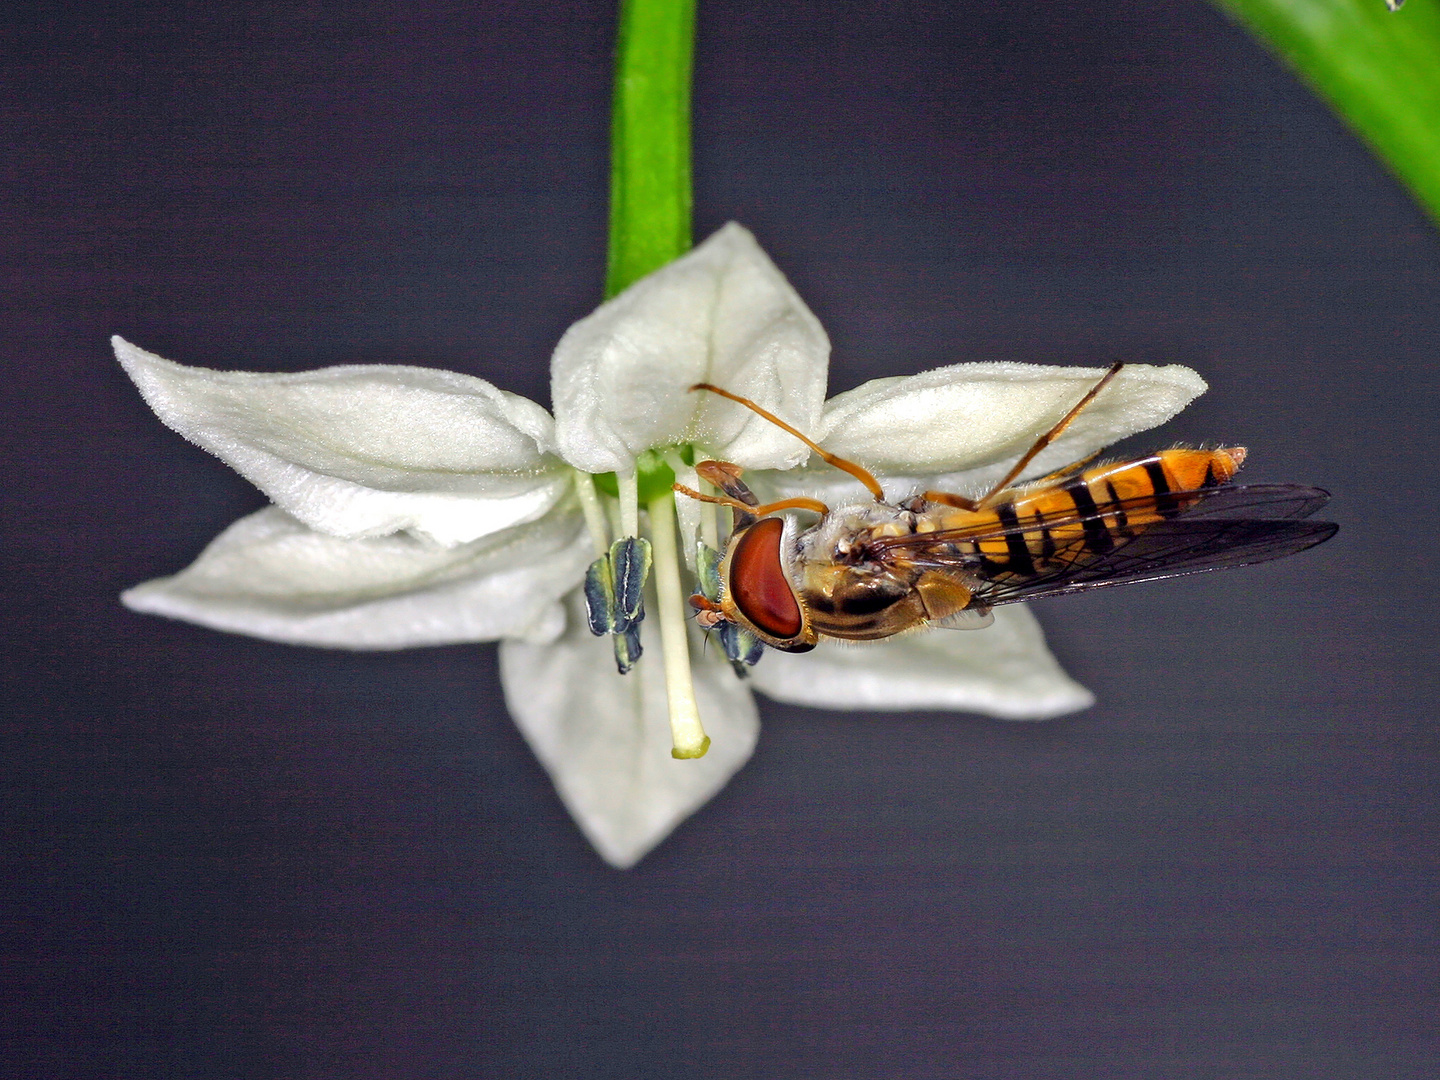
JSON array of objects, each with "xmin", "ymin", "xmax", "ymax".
[
  {"xmin": 972, "ymin": 517, "xmax": 1337, "ymax": 605},
  {"xmin": 873, "ymin": 484, "xmax": 1330, "ymax": 552},
  {"xmin": 866, "ymin": 483, "xmax": 1336, "ymax": 605}
]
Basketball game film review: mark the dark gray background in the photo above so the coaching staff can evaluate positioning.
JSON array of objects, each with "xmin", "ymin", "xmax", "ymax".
[{"xmin": 4, "ymin": 1, "xmax": 1436, "ymax": 1076}]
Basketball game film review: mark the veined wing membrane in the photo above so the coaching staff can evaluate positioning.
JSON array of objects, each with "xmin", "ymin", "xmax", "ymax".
[
  {"xmin": 871, "ymin": 484, "xmax": 1331, "ymax": 553},
  {"xmin": 887, "ymin": 483, "xmax": 1336, "ymax": 552},
  {"xmin": 862, "ymin": 482, "xmax": 1336, "ymax": 605},
  {"xmin": 970, "ymin": 517, "xmax": 1338, "ymax": 606}
]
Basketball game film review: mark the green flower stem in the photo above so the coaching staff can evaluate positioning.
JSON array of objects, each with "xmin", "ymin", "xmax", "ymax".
[
  {"xmin": 1215, "ymin": 0, "xmax": 1440, "ymax": 226},
  {"xmin": 647, "ymin": 490, "xmax": 710, "ymax": 758},
  {"xmin": 605, "ymin": 0, "xmax": 696, "ymax": 298}
]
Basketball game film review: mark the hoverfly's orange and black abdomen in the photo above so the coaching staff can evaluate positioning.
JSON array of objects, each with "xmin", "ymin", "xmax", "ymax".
[{"xmin": 947, "ymin": 448, "xmax": 1246, "ymax": 584}]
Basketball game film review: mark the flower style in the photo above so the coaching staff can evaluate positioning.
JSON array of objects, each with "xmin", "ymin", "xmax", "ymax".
[{"xmin": 118, "ymin": 224, "xmax": 1207, "ymax": 867}]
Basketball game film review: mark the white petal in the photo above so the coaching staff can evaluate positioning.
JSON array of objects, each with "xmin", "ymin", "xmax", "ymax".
[
  {"xmin": 122, "ymin": 505, "xmax": 591, "ymax": 649},
  {"xmin": 116, "ymin": 337, "xmax": 569, "ymax": 546},
  {"xmin": 748, "ymin": 605, "xmax": 1093, "ymax": 720},
  {"xmin": 814, "ymin": 362, "xmax": 1206, "ymax": 495},
  {"xmin": 500, "ymin": 596, "xmax": 759, "ymax": 868},
  {"xmin": 551, "ymin": 223, "xmax": 829, "ymax": 474}
]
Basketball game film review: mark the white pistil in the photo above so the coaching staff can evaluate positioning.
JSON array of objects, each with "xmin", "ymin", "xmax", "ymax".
[
  {"xmin": 573, "ymin": 470, "xmax": 611, "ymax": 558},
  {"xmin": 646, "ymin": 489, "xmax": 710, "ymax": 759},
  {"xmin": 618, "ymin": 470, "xmax": 640, "ymax": 539}
]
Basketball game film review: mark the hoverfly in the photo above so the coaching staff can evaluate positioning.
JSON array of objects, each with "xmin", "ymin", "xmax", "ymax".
[{"xmin": 675, "ymin": 363, "xmax": 1337, "ymax": 657}]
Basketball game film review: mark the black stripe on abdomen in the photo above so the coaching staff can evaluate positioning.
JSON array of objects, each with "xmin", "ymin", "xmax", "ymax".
[
  {"xmin": 1064, "ymin": 476, "xmax": 1115, "ymax": 554},
  {"xmin": 1143, "ymin": 460, "xmax": 1182, "ymax": 518},
  {"xmin": 996, "ymin": 502, "xmax": 1036, "ymax": 576},
  {"xmin": 1034, "ymin": 508, "xmax": 1057, "ymax": 564},
  {"xmin": 1104, "ymin": 480, "xmax": 1133, "ymax": 539}
]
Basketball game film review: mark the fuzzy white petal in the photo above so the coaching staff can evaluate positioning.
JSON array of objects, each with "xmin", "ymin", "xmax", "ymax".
[
  {"xmin": 122, "ymin": 505, "xmax": 591, "ymax": 648},
  {"xmin": 748, "ymin": 605, "xmax": 1093, "ymax": 720},
  {"xmin": 810, "ymin": 362, "xmax": 1206, "ymax": 497},
  {"xmin": 115, "ymin": 337, "xmax": 569, "ymax": 546},
  {"xmin": 500, "ymin": 597, "xmax": 759, "ymax": 868},
  {"xmin": 551, "ymin": 224, "xmax": 829, "ymax": 474}
]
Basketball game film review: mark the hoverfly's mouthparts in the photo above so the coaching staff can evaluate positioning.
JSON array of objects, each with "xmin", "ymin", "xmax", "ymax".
[{"xmin": 693, "ymin": 543, "xmax": 767, "ymax": 676}]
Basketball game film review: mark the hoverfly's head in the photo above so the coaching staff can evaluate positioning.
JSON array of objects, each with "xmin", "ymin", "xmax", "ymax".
[{"xmin": 715, "ymin": 516, "xmax": 818, "ymax": 653}]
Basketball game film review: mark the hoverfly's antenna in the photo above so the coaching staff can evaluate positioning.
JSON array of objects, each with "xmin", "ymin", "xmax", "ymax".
[
  {"xmin": 973, "ymin": 362, "xmax": 1125, "ymax": 509},
  {"xmin": 690, "ymin": 383, "xmax": 886, "ymax": 501}
]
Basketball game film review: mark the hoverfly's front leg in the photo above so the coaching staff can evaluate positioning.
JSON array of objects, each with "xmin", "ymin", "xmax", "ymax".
[
  {"xmin": 689, "ymin": 383, "xmax": 887, "ymax": 502},
  {"xmin": 678, "ymin": 491, "xmax": 771, "ymax": 676},
  {"xmin": 674, "ymin": 460, "xmax": 831, "ymax": 525},
  {"xmin": 674, "ymin": 485, "xmax": 831, "ymax": 520}
]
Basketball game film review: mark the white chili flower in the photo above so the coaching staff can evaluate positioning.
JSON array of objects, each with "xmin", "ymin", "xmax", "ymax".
[{"xmin": 117, "ymin": 223, "xmax": 1206, "ymax": 867}]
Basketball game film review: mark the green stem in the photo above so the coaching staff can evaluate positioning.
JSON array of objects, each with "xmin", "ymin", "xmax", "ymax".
[{"xmin": 606, "ymin": 0, "xmax": 696, "ymax": 298}]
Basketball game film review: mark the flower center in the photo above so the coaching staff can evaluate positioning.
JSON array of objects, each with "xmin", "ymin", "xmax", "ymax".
[{"xmin": 574, "ymin": 448, "xmax": 711, "ymax": 759}]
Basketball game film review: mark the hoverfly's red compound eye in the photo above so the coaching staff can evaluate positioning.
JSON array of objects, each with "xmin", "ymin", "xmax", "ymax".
[{"xmin": 728, "ymin": 517, "xmax": 803, "ymax": 639}]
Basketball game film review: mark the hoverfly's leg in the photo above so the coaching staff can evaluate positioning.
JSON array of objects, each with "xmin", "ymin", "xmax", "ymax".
[
  {"xmin": 696, "ymin": 459, "xmax": 760, "ymax": 506},
  {"xmin": 749, "ymin": 496, "xmax": 830, "ymax": 516},
  {"xmin": 673, "ymin": 484, "xmax": 828, "ymax": 521},
  {"xmin": 919, "ymin": 490, "xmax": 980, "ymax": 511},
  {"xmin": 690, "ymin": 383, "xmax": 887, "ymax": 501},
  {"xmin": 689, "ymin": 460, "xmax": 760, "ymax": 532},
  {"xmin": 970, "ymin": 362, "xmax": 1124, "ymax": 510},
  {"xmin": 1025, "ymin": 448, "xmax": 1106, "ymax": 486},
  {"xmin": 693, "ymin": 459, "xmax": 829, "ymax": 531},
  {"xmin": 690, "ymin": 546, "xmax": 766, "ymax": 676},
  {"xmin": 673, "ymin": 483, "xmax": 759, "ymax": 527},
  {"xmin": 918, "ymin": 449, "xmax": 1109, "ymax": 512}
]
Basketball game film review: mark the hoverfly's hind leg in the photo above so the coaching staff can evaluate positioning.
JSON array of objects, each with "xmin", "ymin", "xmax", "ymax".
[
  {"xmin": 689, "ymin": 383, "xmax": 887, "ymax": 501},
  {"xmin": 918, "ymin": 489, "xmax": 981, "ymax": 512},
  {"xmin": 917, "ymin": 449, "xmax": 1108, "ymax": 511},
  {"xmin": 1025, "ymin": 447, "xmax": 1106, "ymax": 486},
  {"xmin": 972, "ymin": 362, "xmax": 1124, "ymax": 509},
  {"xmin": 913, "ymin": 366, "xmax": 1122, "ymax": 513}
]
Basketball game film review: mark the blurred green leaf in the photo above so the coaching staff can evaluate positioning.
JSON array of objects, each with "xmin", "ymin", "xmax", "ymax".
[{"xmin": 1215, "ymin": 0, "xmax": 1440, "ymax": 225}]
